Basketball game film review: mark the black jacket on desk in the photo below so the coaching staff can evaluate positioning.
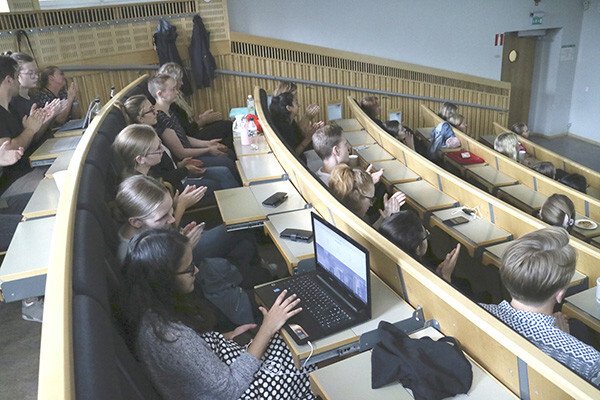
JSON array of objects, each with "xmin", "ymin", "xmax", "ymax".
[{"xmin": 188, "ymin": 14, "xmax": 217, "ymax": 89}]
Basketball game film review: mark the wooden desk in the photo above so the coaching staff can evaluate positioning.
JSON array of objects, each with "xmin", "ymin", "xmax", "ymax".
[
  {"xmin": 44, "ymin": 150, "xmax": 74, "ymax": 178},
  {"xmin": 215, "ymin": 180, "xmax": 307, "ymax": 230},
  {"xmin": 235, "ymin": 153, "xmax": 286, "ymax": 185},
  {"xmin": 572, "ymin": 213, "xmax": 600, "ymax": 241},
  {"xmin": 53, "ymin": 128, "xmax": 85, "ymax": 138},
  {"xmin": 586, "ymin": 185, "xmax": 600, "ymax": 201},
  {"xmin": 443, "ymin": 153, "xmax": 486, "ymax": 177},
  {"xmin": 482, "ymin": 241, "xmax": 587, "ymax": 288},
  {"xmin": 343, "ymin": 130, "xmax": 376, "ymax": 146},
  {"xmin": 280, "ymin": 274, "xmax": 416, "ymax": 367},
  {"xmin": 0, "ymin": 216, "xmax": 55, "ymax": 302},
  {"xmin": 309, "ymin": 326, "xmax": 517, "ymax": 400},
  {"xmin": 394, "ymin": 180, "xmax": 458, "ymax": 216},
  {"xmin": 264, "ymin": 208, "xmax": 316, "ymax": 272},
  {"xmin": 354, "ymin": 144, "xmax": 394, "ymax": 163},
  {"xmin": 480, "ymin": 134, "xmax": 497, "ymax": 148},
  {"xmin": 415, "ymin": 127, "xmax": 433, "ymax": 143},
  {"xmin": 21, "ymin": 178, "xmax": 60, "ymax": 220},
  {"xmin": 430, "ymin": 207, "xmax": 512, "ymax": 257},
  {"xmin": 332, "ymin": 118, "xmax": 363, "ymax": 132},
  {"xmin": 369, "ymin": 160, "xmax": 419, "ymax": 185},
  {"xmin": 563, "ymin": 288, "xmax": 600, "ymax": 334},
  {"xmin": 29, "ymin": 136, "xmax": 81, "ymax": 167},
  {"xmin": 233, "ymin": 135, "xmax": 271, "ymax": 157},
  {"xmin": 465, "ymin": 165, "xmax": 519, "ymax": 194},
  {"xmin": 497, "ymin": 184, "xmax": 548, "ymax": 215}
]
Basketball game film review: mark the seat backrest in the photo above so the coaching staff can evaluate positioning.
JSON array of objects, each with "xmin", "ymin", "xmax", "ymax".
[{"xmin": 98, "ymin": 107, "xmax": 128, "ymax": 143}]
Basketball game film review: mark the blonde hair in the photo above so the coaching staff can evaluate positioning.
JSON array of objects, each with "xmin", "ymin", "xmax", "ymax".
[
  {"xmin": 494, "ymin": 132, "xmax": 519, "ymax": 161},
  {"xmin": 157, "ymin": 62, "xmax": 183, "ymax": 82},
  {"xmin": 112, "ymin": 124, "xmax": 159, "ymax": 177},
  {"xmin": 501, "ymin": 227, "xmax": 576, "ymax": 305},
  {"xmin": 511, "ymin": 122, "xmax": 528, "ymax": 136},
  {"xmin": 539, "ymin": 194, "xmax": 575, "ymax": 231},
  {"xmin": 114, "ymin": 175, "xmax": 168, "ymax": 223},
  {"xmin": 148, "ymin": 74, "xmax": 174, "ymax": 99},
  {"xmin": 114, "ymin": 95, "xmax": 148, "ymax": 125},
  {"xmin": 273, "ymin": 81, "xmax": 297, "ymax": 97},
  {"xmin": 438, "ymin": 102, "xmax": 458, "ymax": 120},
  {"xmin": 447, "ymin": 113, "xmax": 464, "ymax": 129},
  {"xmin": 329, "ymin": 164, "xmax": 373, "ymax": 218}
]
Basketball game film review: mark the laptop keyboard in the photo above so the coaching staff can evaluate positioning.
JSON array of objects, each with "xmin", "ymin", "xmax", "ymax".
[{"xmin": 283, "ymin": 276, "xmax": 353, "ymax": 330}]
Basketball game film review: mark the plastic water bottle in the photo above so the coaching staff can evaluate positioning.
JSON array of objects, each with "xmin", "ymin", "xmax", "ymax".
[
  {"xmin": 90, "ymin": 98, "xmax": 102, "ymax": 120},
  {"xmin": 109, "ymin": 86, "xmax": 116, "ymax": 99},
  {"xmin": 246, "ymin": 95, "xmax": 256, "ymax": 115},
  {"xmin": 246, "ymin": 119, "xmax": 257, "ymax": 143},
  {"xmin": 240, "ymin": 119, "xmax": 251, "ymax": 146}
]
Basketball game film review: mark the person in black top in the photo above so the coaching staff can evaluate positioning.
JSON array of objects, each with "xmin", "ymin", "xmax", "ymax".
[
  {"xmin": 32, "ymin": 66, "xmax": 80, "ymax": 125},
  {"xmin": 359, "ymin": 96, "xmax": 397, "ymax": 136}
]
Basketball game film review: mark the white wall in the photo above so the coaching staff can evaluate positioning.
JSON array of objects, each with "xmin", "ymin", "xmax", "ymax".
[
  {"xmin": 228, "ymin": 0, "xmax": 590, "ymax": 138},
  {"xmin": 569, "ymin": 0, "xmax": 600, "ymax": 142}
]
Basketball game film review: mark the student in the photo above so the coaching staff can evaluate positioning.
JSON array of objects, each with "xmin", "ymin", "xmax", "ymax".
[
  {"xmin": 147, "ymin": 75, "xmax": 238, "ymax": 178},
  {"xmin": 559, "ymin": 173, "xmax": 587, "ymax": 194},
  {"xmin": 157, "ymin": 62, "xmax": 233, "ymax": 148},
  {"xmin": 493, "ymin": 132, "xmax": 519, "ymax": 161},
  {"xmin": 269, "ymin": 91, "xmax": 322, "ymax": 157},
  {"xmin": 531, "ymin": 161, "xmax": 556, "ymax": 180},
  {"xmin": 383, "ymin": 120, "xmax": 415, "ymax": 150},
  {"xmin": 539, "ymin": 194, "xmax": 575, "ymax": 232},
  {"xmin": 359, "ymin": 96, "xmax": 396, "ymax": 136},
  {"xmin": 273, "ymin": 80, "xmax": 321, "ymax": 133},
  {"xmin": 32, "ymin": 65, "xmax": 80, "ymax": 125},
  {"xmin": 113, "ymin": 175, "xmax": 269, "ymax": 289},
  {"xmin": 511, "ymin": 122, "xmax": 530, "ymax": 139},
  {"xmin": 448, "ymin": 113, "xmax": 467, "ymax": 132},
  {"xmin": 438, "ymin": 101, "xmax": 458, "ymax": 120},
  {"xmin": 480, "ymin": 228, "xmax": 600, "ymax": 387},
  {"xmin": 428, "ymin": 119, "xmax": 460, "ymax": 161},
  {"xmin": 113, "ymin": 97, "xmax": 238, "ymax": 193},
  {"xmin": 328, "ymin": 164, "xmax": 405, "ymax": 229},
  {"xmin": 120, "ymin": 228, "xmax": 315, "ymax": 400},
  {"xmin": 378, "ymin": 210, "xmax": 468, "ymax": 293},
  {"xmin": 311, "ymin": 123, "xmax": 383, "ymax": 185}
]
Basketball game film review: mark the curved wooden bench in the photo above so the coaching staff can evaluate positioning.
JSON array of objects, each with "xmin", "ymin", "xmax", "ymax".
[
  {"xmin": 256, "ymin": 87, "xmax": 599, "ymax": 399},
  {"xmin": 492, "ymin": 121, "xmax": 600, "ymax": 199}
]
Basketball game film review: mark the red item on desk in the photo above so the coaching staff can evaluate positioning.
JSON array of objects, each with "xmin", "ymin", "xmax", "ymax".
[
  {"xmin": 445, "ymin": 151, "xmax": 485, "ymax": 165},
  {"xmin": 245, "ymin": 114, "xmax": 262, "ymax": 133}
]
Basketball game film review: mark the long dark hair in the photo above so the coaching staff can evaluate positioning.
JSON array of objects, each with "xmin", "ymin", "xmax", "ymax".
[
  {"xmin": 120, "ymin": 229, "xmax": 214, "ymax": 344},
  {"xmin": 269, "ymin": 92, "xmax": 295, "ymax": 123},
  {"xmin": 378, "ymin": 210, "xmax": 426, "ymax": 260}
]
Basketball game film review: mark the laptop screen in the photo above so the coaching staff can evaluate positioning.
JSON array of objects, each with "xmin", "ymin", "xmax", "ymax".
[{"xmin": 312, "ymin": 213, "xmax": 369, "ymax": 304}]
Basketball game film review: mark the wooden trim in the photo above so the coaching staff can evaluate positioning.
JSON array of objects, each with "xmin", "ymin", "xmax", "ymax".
[{"xmin": 37, "ymin": 74, "xmax": 149, "ymax": 400}]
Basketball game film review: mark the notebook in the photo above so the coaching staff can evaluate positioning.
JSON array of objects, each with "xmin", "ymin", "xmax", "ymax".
[{"xmin": 254, "ymin": 212, "xmax": 371, "ymax": 344}]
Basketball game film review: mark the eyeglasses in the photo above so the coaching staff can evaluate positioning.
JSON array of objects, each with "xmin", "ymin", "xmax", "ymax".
[
  {"xmin": 364, "ymin": 194, "xmax": 375, "ymax": 205},
  {"xmin": 422, "ymin": 229, "xmax": 431, "ymax": 241},
  {"xmin": 145, "ymin": 145, "xmax": 163, "ymax": 156},
  {"xmin": 176, "ymin": 262, "xmax": 197, "ymax": 276},
  {"xmin": 19, "ymin": 70, "xmax": 39, "ymax": 78},
  {"xmin": 139, "ymin": 106, "xmax": 155, "ymax": 117}
]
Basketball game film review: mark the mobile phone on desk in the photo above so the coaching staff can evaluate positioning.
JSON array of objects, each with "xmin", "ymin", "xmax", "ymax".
[
  {"xmin": 443, "ymin": 216, "xmax": 470, "ymax": 227},
  {"xmin": 280, "ymin": 228, "xmax": 313, "ymax": 242},
  {"xmin": 262, "ymin": 192, "xmax": 288, "ymax": 207}
]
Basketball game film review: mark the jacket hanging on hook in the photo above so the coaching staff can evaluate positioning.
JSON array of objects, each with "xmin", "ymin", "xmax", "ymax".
[
  {"xmin": 189, "ymin": 14, "xmax": 217, "ymax": 89},
  {"xmin": 153, "ymin": 18, "xmax": 193, "ymax": 97}
]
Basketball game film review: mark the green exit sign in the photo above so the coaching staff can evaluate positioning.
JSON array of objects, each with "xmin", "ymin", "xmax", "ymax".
[{"xmin": 532, "ymin": 12, "xmax": 543, "ymax": 25}]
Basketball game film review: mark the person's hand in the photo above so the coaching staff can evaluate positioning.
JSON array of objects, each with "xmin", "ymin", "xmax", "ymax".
[
  {"xmin": 380, "ymin": 191, "xmax": 406, "ymax": 218},
  {"xmin": 22, "ymin": 108, "xmax": 45, "ymax": 134},
  {"xmin": 176, "ymin": 185, "xmax": 207, "ymax": 210},
  {"xmin": 403, "ymin": 129, "xmax": 415, "ymax": 149},
  {"xmin": 258, "ymin": 289, "xmax": 302, "ymax": 336},
  {"xmin": 553, "ymin": 312, "xmax": 570, "ymax": 333},
  {"xmin": 67, "ymin": 81, "xmax": 78, "ymax": 100},
  {"xmin": 0, "ymin": 141, "xmax": 24, "ymax": 167},
  {"xmin": 177, "ymin": 157, "xmax": 204, "ymax": 169},
  {"xmin": 436, "ymin": 243, "xmax": 461, "ymax": 283},
  {"xmin": 196, "ymin": 109, "xmax": 222, "ymax": 127},
  {"xmin": 185, "ymin": 165, "xmax": 206, "ymax": 176},
  {"xmin": 366, "ymin": 164, "xmax": 384, "ymax": 184},
  {"xmin": 180, "ymin": 221, "xmax": 205, "ymax": 248},
  {"xmin": 41, "ymin": 99, "xmax": 62, "ymax": 122},
  {"xmin": 310, "ymin": 120, "xmax": 325, "ymax": 133},
  {"xmin": 223, "ymin": 323, "xmax": 258, "ymax": 340},
  {"xmin": 208, "ymin": 146, "xmax": 227, "ymax": 157},
  {"xmin": 305, "ymin": 104, "xmax": 320, "ymax": 119}
]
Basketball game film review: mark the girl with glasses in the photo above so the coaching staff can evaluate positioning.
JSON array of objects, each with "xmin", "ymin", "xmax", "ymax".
[{"xmin": 120, "ymin": 228, "xmax": 315, "ymax": 400}]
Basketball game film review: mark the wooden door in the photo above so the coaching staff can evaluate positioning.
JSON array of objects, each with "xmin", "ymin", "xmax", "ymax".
[{"xmin": 501, "ymin": 33, "xmax": 536, "ymax": 127}]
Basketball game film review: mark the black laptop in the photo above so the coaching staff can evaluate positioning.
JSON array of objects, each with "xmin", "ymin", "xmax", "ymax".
[
  {"xmin": 55, "ymin": 98, "xmax": 96, "ymax": 132},
  {"xmin": 255, "ymin": 212, "xmax": 371, "ymax": 344}
]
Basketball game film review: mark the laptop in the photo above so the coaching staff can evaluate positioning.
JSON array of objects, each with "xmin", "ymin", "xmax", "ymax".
[
  {"xmin": 55, "ymin": 98, "xmax": 96, "ymax": 132},
  {"xmin": 255, "ymin": 212, "xmax": 371, "ymax": 344}
]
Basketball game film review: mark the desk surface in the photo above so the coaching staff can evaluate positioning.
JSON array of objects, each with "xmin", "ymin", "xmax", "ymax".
[
  {"xmin": 236, "ymin": 153, "xmax": 285, "ymax": 185},
  {"xmin": 572, "ymin": 213, "xmax": 600, "ymax": 240},
  {"xmin": 497, "ymin": 184, "xmax": 548, "ymax": 213},
  {"xmin": 45, "ymin": 150, "xmax": 74, "ymax": 178},
  {"xmin": 53, "ymin": 128, "xmax": 85, "ymax": 138},
  {"xmin": 332, "ymin": 118, "xmax": 363, "ymax": 132},
  {"xmin": 415, "ymin": 127, "xmax": 433, "ymax": 142},
  {"xmin": 309, "ymin": 326, "xmax": 517, "ymax": 400},
  {"xmin": 343, "ymin": 130, "xmax": 376, "ymax": 146},
  {"xmin": 369, "ymin": 160, "xmax": 419, "ymax": 184},
  {"xmin": 0, "ymin": 216, "xmax": 55, "ymax": 282},
  {"xmin": 264, "ymin": 208, "xmax": 316, "ymax": 270},
  {"xmin": 480, "ymin": 134, "xmax": 497, "ymax": 148},
  {"xmin": 281, "ymin": 273, "xmax": 415, "ymax": 364},
  {"xmin": 21, "ymin": 178, "xmax": 60, "ymax": 220},
  {"xmin": 430, "ymin": 207, "xmax": 512, "ymax": 256},
  {"xmin": 564, "ymin": 288, "xmax": 600, "ymax": 334},
  {"xmin": 233, "ymin": 135, "xmax": 271, "ymax": 157},
  {"xmin": 466, "ymin": 165, "xmax": 519, "ymax": 190},
  {"xmin": 216, "ymin": 180, "xmax": 307, "ymax": 227},
  {"xmin": 29, "ymin": 136, "xmax": 81, "ymax": 163},
  {"xmin": 354, "ymin": 144, "xmax": 394, "ymax": 163},
  {"xmin": 394, "ymin": 180, "xmax": 458, "ymax": 213}
]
